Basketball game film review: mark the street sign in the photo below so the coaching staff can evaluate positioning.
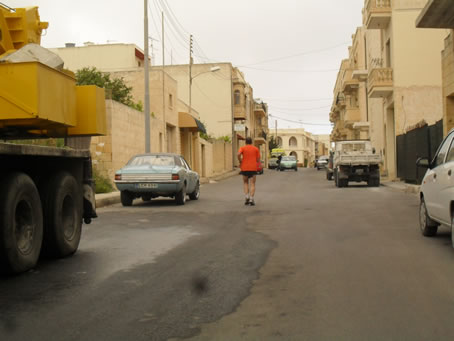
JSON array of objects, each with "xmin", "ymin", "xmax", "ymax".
[{"xmin": 234, "ymin": 124, "xmax": 245, "ymax": 132}]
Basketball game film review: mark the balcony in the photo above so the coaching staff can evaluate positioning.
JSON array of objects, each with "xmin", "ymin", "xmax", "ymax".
[
  {"xmin": 342, "ymin": 69, "xmax": 360, "ymax": 94},
  {"xmin": 254, "ymin": 129, "xmax": 267, "ymax": 145},
  {"xmin": 329, "ymin": 110, "xmax": 340, "ymax": 123},
  {"xmin": 363, "ymin": 0, "xmax": 391, "ymax": 30},
  {"xmin": 368, "ymin": 67, "xmax": 393, "ymax": 98},
  {"xmin": 234, "ymin": 106, "xmax": 246, "ymax": 120},
  {"xmin": 254, "ymin": 103, "xmax": 266, "ymax": 118}
]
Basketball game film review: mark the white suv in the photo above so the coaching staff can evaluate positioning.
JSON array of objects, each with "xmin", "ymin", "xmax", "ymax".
[{"xmin": 417, "ymin": 129, "xmax": 454, "ymax": 246}]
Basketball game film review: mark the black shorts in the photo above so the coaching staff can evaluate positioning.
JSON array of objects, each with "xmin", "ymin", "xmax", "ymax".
[{"xmin": 240, "ymin": 171, "xmax": 257, "ymax": 178}]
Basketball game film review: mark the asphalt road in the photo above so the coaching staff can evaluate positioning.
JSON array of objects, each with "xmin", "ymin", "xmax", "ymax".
[{"xmin": 1, "ymin": 168, "xmax": 454, "ymax": 341}]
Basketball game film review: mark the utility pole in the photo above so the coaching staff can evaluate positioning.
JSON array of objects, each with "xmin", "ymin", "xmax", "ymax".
[
  {"xmin": 275, "ymin": 119, "xmax": 278, "ymax": 140},
  {"xmin": 144, "ymin": 0, "xmax": 151, "ymax": 153},
  {"xmin": 189, "ymin": 34, "xmax": 193, "ymax": 114},
  {"xmin": 162, "ymin": 11, "xmax": 166, "ymax": 152}
]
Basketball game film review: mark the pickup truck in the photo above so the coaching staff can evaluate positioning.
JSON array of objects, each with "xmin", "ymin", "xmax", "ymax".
[{"xmin": 333, "ymin": 140, "xmax": 382, "ymax": 187}]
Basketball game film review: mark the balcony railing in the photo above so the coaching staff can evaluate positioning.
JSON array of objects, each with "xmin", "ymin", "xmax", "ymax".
[
  {"xmin": 254, "ymin": 103, "xmax": 266, "ymax": 118},
  {"xmin": 363, "ymin": 0, "xmax": 391, "ymax": 30},
  {"xmin": 254, "ymin": 129, "xmax": 267, "ymax": 144},
  {"xmin": 343, "ymin": 69, "xmax": 360, "ymax": 93},
  {"xmin": 368, "ymin": 67, "xmax": 393, "ymax": 98}
]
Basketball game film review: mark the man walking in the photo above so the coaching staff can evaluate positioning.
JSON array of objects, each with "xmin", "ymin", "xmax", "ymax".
[{"xmin": 238, "ymin": 137, "xmax": 261, "ymax": 206}]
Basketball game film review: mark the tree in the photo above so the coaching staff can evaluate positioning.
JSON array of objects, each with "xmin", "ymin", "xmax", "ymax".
[
  {"xmin": 75, "ymin": 67, "xmax": 142, "ymax": 111},
  {"xmin": 269, "ymin": 135, "xmax": 279, "ymax": 151}
]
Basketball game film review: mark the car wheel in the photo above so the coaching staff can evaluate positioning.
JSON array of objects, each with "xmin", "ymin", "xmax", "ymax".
[
  {"xmin": 189, "ymin": 182, "xmax": 200, "ymax": 200},
  {"xmin": 419, "ymin": 198, "xmax": 438, "ymax": 236},
  {"xmin": 120, "ymin": 191, "xmax": 134, "ymax": 207},
  {"xmin": 175, "ymin": 185, "xmax": 186, "ymax": 205}
]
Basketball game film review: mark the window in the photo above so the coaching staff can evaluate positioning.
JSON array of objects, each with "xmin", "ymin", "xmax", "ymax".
[
  {"xmin": 289, "ymin": 137, "xmax": 297, "ymax": 147},
  {"xmin": 234, "ymin": 90, "xmax": 241, "ymax": 105},
  {"xmin": 169, "ymin": 94, "xmax": 173, "ymax": 108},
  {"xmin": 129, "ymin": 155, "xmax": 175, "ymax": 166},
  {"xmin": 434, "ymin": 133, "xmax": 454, "ymax": 167},
  {"xmin": 446, "ymin": 138, "xmax": 454, "ymax": 163},
  {"xmin": 174, "ymin": 156, "xmax": 183, "ymax": 167},
  {"xmin": 181, "ymin": 157, "xmax": 191, "ymax": 170}
]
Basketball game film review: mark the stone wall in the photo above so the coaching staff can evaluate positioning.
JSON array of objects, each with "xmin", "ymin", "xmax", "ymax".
[
  {"xmin": 91, "ymin": 99, "xmax": 233, "ymax": 183},
  {"xmin": 442, "ymin": 31, "xmax": 454, "ymax": 135},
  {"xmin": 91, "ymin": 100, "xmax": 147, "ymax": 181}
]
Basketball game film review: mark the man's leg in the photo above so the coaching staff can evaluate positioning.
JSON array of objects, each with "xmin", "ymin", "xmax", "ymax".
[
  {"xmin": 249, "ymin": 175, "xmax": 257, "ymax": 205},
  {"xmin": 242, "ymin": 175, "xmax": 250, "ymax": 204}
]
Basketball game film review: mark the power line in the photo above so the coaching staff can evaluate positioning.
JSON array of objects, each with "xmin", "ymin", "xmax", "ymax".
[
  {"xmin": 270, "ymin": 105, "xmax": 332, "ymax": 111},
  {"xmin": 262, "ymin": 97, "xmax": 332, "ymax": 102},
  {"xmin": 269, "ymin": 113, "xmax": 332, "ymax": 126},
  {"xmin": 241, "ymin": 65, "xmax": 339, "ymax": 73},
  {"xmin": 238, "ymin": 42, "xmax": 350, "ymax": 67}
]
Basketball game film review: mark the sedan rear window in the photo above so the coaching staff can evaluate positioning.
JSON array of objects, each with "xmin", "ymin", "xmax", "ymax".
[{"xmin": 129, "ymin": 155, "xmax": 175, "ymax": 166}]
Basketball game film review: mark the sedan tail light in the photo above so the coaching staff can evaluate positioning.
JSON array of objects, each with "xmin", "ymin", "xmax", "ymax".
[
  {"xmin": 172, "ymin": 174, "xmax": 179, "ymax": 181},
  {"xmin": 115, "ymin": 174, "xmax": 121, "ymax": 181}
]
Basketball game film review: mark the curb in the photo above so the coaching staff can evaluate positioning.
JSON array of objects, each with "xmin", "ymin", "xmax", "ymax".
[
  {"xmin": 96, "ymin": 191, "xmax": 121, "ymax": 208},
  {"xmin": 201, "ymin": 169, "xmax": 240, "ymax": 184},
  {"xmin": 382, "ymin": 181, "xmax": 420, "ymax": 195}
]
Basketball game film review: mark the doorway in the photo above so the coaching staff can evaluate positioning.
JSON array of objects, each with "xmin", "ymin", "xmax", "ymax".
[{"xmin": 385, "ymin": 106, "xmax": 396, "ymax": 179}]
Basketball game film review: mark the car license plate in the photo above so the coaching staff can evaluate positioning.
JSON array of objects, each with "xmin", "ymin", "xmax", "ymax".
[{"xmin": 137, "ymin": 183, "xmax": 158, "ymax": 189}]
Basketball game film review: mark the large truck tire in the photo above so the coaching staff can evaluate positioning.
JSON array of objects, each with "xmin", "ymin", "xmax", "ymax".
[
  {"xmin": 0, "ymin": 172, "xmax": 43, "ymax": 274},
  {"xmin": 41, "ymin": 172, "xmax": 82, "ymax": 258}
]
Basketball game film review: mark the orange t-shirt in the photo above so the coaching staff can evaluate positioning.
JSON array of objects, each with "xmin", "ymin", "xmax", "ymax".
[{"xmin": 239, "ymin": 145, "xmax": 260, "ymax": 171}]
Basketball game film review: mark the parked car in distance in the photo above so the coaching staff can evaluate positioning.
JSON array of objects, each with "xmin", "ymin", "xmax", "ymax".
[
  {"xmin": 114, "ymin": 153, "xmax": 200, "ymax": 206},
  {"xmin": 257, "ymin": 160, "xmax": 264, "ymax": 174},
  {"xmin": 326, "ymin": 152, "xmax": 334, "ymax": 180},
  {"xmin": 416, "ymin": 129, "xmax": 454, "ymax": 246},
  {"xmin": 316, "ymin": 155, "xmax": 329, "ymax": 170},
  {"xmin": 268, "ymin": 157, "xmax": 279, "ymax": 169},
  {"xmin": 279, "ymin": 156, "xmax": 298, "ymax": 171}
]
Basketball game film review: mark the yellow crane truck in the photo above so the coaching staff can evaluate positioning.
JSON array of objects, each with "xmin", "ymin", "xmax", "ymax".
[{"xmin": 0, "ymin": 4, "xmax": 106, "ymax": 274}]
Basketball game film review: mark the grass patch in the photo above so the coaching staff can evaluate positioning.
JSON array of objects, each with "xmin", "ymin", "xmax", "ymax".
[{"xmin": 93, "ymin": 167, "xmax": 114, "ymax": 194}]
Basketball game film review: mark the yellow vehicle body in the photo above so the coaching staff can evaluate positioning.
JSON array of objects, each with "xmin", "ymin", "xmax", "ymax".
[
  {"xmin": 0, "ymin": 5, "xmax": 48, "ymax": 58},
  {"xmin": 0, "ymin": 4, "xmax": 106, "ymax": 138},
  {"xmin": 0, "ymin": 61, "xmax": 77, "ymax": 128}
]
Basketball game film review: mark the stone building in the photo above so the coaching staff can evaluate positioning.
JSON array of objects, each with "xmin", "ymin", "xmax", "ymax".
[
  {"xmin": 330, "ymin": 0, "xmax": 447, "ymax": 180},
  {"xmin": 274, "ymin": 129, "xmax": 316, "ymax": 167}
]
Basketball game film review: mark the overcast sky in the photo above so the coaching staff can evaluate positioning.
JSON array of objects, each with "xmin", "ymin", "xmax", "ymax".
[{"xmin": 8, "ymin": 0, "xmax": 365, "ymax": 135}]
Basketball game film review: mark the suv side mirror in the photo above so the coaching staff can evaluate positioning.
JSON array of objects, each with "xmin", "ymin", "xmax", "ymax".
[{"xmin": 416, "ymin": 157, "xmax": 430, "ymax": 168}]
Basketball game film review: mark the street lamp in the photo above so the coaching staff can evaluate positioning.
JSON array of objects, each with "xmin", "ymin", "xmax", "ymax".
[{"xmin": 189, "ymin": 66, "xmax": 220, "ymax": 115}]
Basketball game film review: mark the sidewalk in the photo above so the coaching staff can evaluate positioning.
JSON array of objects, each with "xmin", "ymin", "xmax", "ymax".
[
  {"xmin": 95, "ymin": 168, "xmax": 240, "ymax": 208},
  {"xmin": 381, "ymin": 180, "xmax": 420, "ymax": 195}
]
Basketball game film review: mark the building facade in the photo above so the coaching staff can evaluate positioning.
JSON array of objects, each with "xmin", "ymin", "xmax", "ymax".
[
  {"xmin": 163, "ymin": 63, "xmax": 269, "ymax": 167},
  {"xmin": 330, "ymin": 0, "xmax": 447, "ymax": 180},
  {"xmin": 50, "ymin": 43, "xmax": 147, "ymax": 72},
  {"xmin": 417, "ymin": 0, "xmax": 454, "ymax": 136},
  {"xmin": 274, "ymin": 129, "xmax": 316, "ymax": 167}
]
